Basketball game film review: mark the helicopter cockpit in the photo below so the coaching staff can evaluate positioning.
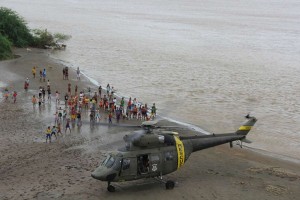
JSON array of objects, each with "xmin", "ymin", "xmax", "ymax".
[
  {"xmin": 91, "ymin": 153, "xmax": 123, "ymax": 181},
  {"xmin": 102, "ymin": 154, "xmax": 123, "ymax": 170}
]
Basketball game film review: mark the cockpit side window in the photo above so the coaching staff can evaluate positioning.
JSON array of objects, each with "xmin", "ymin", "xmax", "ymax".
[
  {"xmin": 122, "ymin": 159, "xmax": 130, "ymax": 170},
  {"xmin": 102, "ymin": 155, "xmax": 115, "ymax": 168}
]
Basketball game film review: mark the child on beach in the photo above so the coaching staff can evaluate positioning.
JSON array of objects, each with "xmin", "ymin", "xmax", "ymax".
[
  {"xmin": 45, "ymin": 126, "xmax": 51, "ymax": 143},
  {"xmin": 51, "ymin": 126, "xmax": 57, "ymax": 139},
  {"xmin": 95, "ymin": 110, "xmax": 101, "ymax": 122}
]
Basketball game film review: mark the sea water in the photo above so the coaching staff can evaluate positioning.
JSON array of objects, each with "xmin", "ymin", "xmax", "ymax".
[{"xmin": 2, "ymin": 0, "xmax": 300, "ymax": 162}]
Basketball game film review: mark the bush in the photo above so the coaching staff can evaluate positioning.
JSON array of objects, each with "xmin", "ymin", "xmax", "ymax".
[
  {"xmin": 0, "ymin": 7, "xmax": 33, "ymax": 47},
  {"xmin": 0, "ymin": 34, "xmax": 13, "ymax": 60},
  {"xmin": 32, "ymin": 29, "xmax": 71, "ymax": 49}
]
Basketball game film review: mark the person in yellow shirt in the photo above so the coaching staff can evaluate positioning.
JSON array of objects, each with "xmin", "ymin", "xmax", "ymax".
[
  {"xmin": 32, "ymin": 66, "xmax": 36, "ymax": 79},
  {"xmin": 45, "ymin": 126, "xmax": 51, "ymax": 143}
]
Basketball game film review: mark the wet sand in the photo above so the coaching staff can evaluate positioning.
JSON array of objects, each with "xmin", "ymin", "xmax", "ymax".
[{"xmin": 0, "ymin": 49, "xmax": 300, "ymax": 200}]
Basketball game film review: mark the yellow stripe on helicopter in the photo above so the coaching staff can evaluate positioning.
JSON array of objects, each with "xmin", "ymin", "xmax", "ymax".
[
  {"xmin": 174, "ymin": 136, "xmax": 185, "ymax": 169},
  {"xmin": 238, "ymin": 126, "xmax": 252, "ymax": 131}
]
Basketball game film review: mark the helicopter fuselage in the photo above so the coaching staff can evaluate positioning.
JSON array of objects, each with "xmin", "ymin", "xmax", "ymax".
[
  {"xmin": 91, "ymin": 135, "xmax": 193, "ymax": 182},
  {"xmin": 91, "ymin": 116, "xmax": 257, "ymax": 191}
]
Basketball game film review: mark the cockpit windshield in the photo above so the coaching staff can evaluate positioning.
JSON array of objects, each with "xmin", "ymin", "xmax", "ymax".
[{"xmin": 101, "ymin": 155, "xmax": 115, "ymax": 168}]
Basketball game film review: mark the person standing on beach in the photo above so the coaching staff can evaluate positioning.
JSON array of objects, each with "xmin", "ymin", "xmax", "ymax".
[
  {"xmin": 108, "ymin": 112, "xmax": 113, "ymax": 124},
  {"xmin": 32, "ymin": 95, "xmax": 37, "ymax": 107},
  {"xmin": 54, "ymin": 111, "xmax": 59, "ymax": 125},
  {"xmin": 106, "ymin": 84, "xmax": 110, "ymax": 96},
  {"xmin": 45, "ymin": 126, "xmax": 51, "ymax": 143},
  {"xmin": 151, "ymin": 103, "xmax": 157, "ymax": 119},
  {"xmin": 51, "ymin": 126, "xmax": 57, "ymax": 139},
  {"xmin": 68, "ymin": 83, "xmax": 71, "ymax": 95},
  {"xmin": 63, "ymin": 67, "xmax": 66, "ymax": 80},
  {"xmin": 87, "ymin": 87, "xmax": 91, "ymax": 97},
  {"xmin": 39, "ymin": 70, "xmax": 42, "ymax": 82},
  {"xmin": 75, "ymin": 85, "xmax": 78, "ymax": 96},
  {"xmin": 42, "ymin": 68, "xmax": 46, "ymax": 82},
  {"xmin": 38, "ymin": 96, "xmax": 42, "ymax": 108},
  {"xmin": 98, "ymin": 85, "xmax": 102, "ymax": 97},
  {"xmin": 55, "ymin": 91, "xmax": 60, "ymax": 105},
  {"xmin": 42, "ymin": 87, "xmax": 46, "ymax": 102},
  {"xmin": 77, "ymin": 112, "xmax": 82, "ymax": 126},
  {"xmin": 76, "ymin": 67, "xmax": 80, "ymax": 80},
  {"xmin": 120, "ymin": 97, "xmax": 125, "ymax": 109},
  {"xmin": 65, "ymin": 118, "xmax": 71, "ymax": 133},
  {"xmin": 12, "ymin": 91, "xmax": 17, "ymax": 103},
  {"xmin": 4, "ymin": 87, "xmax": 9, "ymax": 102},
  {"xmin": 24, "ymin": 78, "xmax": 29, "ymax": 90},
  {"xmin": 32, "ymin": 66, "xmax": 36, "ymax": 78},
  {"xmin": 47, "ymin": 87, "xmax": 51, "ymax": 102},
  {"xmin": 64, "ymin": 93, "xmax": 69, "ymax": 107},
  {"xmin": 65, "ymin": 67, "xmax": 69, "ymax": 80},
  {"xmin": 57, "ymin": 123, "xmax": 62, "ymax": 136},
  {"xmin": 128, "ymin": 97, "xmax": 132, "ymax": 110}
]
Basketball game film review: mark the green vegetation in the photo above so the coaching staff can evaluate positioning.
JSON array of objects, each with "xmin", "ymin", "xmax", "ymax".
[
  {"xmin": 0, "ymin": 7, "xmax": 71, "ymax": 60},
  {"xmin": 0, "ymin": 34, "xmax": 13, "ymax": 60},
  {"xmin": 32, "ymin": 29, "xmax": 71, "ymax": 49},
  {"xmin": 0, "ymin": 7, "xmax": 33, "ymax": 47}
]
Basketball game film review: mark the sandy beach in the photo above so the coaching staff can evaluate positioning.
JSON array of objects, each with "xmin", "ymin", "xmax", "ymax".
[{"xmin": 0, "ymin": 49, "xmax": 300, "ymax": 200}]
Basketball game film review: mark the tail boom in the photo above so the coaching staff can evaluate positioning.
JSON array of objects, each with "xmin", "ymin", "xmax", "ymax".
[{"xmin": 185, "ymin": 116, "xmax": 257, "ymax": 152}]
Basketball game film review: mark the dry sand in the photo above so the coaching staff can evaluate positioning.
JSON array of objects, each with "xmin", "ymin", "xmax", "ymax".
[{"xmin": 0, "ymin": 49, "xmax": 299, "ymax": 200}]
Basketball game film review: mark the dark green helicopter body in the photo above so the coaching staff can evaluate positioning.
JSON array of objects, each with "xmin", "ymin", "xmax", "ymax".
[{"xmin": 91, "ymin": 116, "xmax": 257, "ymax": 192}]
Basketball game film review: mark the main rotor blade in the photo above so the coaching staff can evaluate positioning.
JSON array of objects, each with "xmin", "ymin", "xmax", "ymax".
[{"xmin": 81, "ymin": 121, "xmax": 141, "ymax": 128}]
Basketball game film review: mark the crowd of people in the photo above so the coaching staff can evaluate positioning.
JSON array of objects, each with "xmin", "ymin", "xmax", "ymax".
[{"xmin": 2, "ymin": 65, "xmax": 157, "ymax": 143}]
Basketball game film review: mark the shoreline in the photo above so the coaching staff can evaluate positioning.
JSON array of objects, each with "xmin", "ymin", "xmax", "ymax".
[
  {"xmin": 20, "ymin": 51, "xmax": 300, "ymax": 164},
  {"xmin": 0, "ymin": 48, "xmax": 300, "ymax": 199}
]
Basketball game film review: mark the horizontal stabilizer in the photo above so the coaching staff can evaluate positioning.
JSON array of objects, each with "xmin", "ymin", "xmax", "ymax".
[{"xmin": 241, "ymin": 138, "xmax": 252, "ymax": 144}]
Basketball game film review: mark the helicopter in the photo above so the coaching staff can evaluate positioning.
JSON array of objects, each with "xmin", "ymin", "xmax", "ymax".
[{"xmin": 91, "ymin": 115, "xmax": 257, "ymax": 192}]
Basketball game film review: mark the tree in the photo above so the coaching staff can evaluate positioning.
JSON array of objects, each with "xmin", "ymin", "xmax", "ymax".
[
  {"xmin": 0, "ymin": 34, "xmax": 13, "ymax": 60},
  {"xmin": 0, "ymin": 7, "xmax": 33, "ymax": 47},
  {"xmin": 32, "ymin": 29, "xmax": 71, "ymax": 49},
  {"xmin": 0, "ymin": 7, "xmax": 71, "ymax": 60}
]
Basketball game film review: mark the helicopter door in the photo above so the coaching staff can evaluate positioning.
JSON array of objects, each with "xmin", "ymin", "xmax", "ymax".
[
  {"xmin": 137, "ymin": 154, "xmax": 150, "ymax": 175},
  {"xmin": 119, "ymin": 157, "xmax": 137, "ymax": 179}
]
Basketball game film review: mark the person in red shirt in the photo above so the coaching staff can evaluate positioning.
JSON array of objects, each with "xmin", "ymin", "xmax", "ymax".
[{"xmin": 13, "ymin": 91, "xmax": 17, "ymax": 103}]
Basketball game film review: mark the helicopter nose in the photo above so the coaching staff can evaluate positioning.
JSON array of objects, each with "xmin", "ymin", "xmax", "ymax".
[{"xmin": 91, "ymin": 172, "xmax": 105, "ymax": 181}]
